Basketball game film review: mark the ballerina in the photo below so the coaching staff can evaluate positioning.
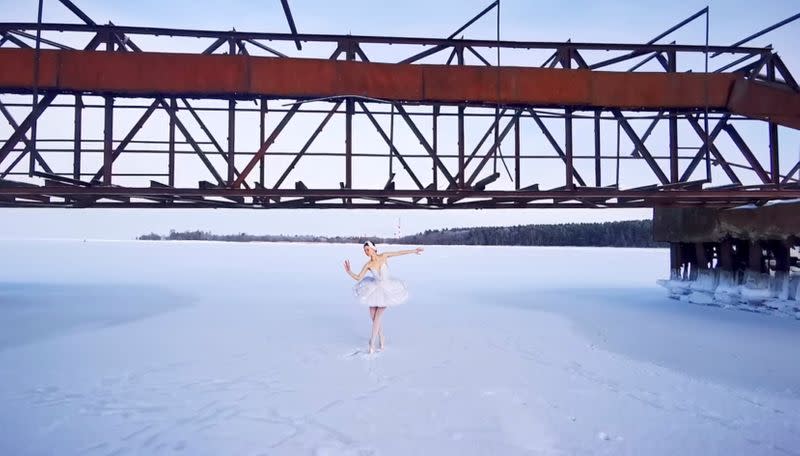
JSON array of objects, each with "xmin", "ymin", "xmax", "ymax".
[{"xmin": 344, "ymin": 240, "xmax": 423, "ymax": 354}]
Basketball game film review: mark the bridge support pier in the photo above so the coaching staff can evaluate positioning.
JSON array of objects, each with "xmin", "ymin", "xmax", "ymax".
[{"xmin": 654, "ymin": 205, "xmax": 799, "ymax": 317}]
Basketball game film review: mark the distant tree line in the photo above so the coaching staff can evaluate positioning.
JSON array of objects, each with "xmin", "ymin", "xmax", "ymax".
[
  {"xmin": 137, "ymin": 220, "xmax": 663, "ymax": 248},
  {"xmin": 395, "ymin": 220, "xmax": 662, "ymax": 247}
]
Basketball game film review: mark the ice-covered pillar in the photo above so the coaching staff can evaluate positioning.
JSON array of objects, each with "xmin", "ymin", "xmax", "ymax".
[
  {"xmin": 772, "ymin": 240, "xmax": 790, "ymax": 273},
  {"xmin": 669, "ymin": 243, "xmax": 682, "ymax": 280},
  {"xmin": 682, "ymin": 242, "xmax": 698, "ymax": 280}
]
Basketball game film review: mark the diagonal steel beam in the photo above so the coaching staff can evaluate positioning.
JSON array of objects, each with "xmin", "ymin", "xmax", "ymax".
[
  {"xmin": 592, "ymin": 7, "xmax": 707, "ymax": 69},
  {"xmin": 201, "ymin": 37, "xmax": 226, "ymax": 55},
  {"xmin": 158, "ymin": 99, "xmax": 225, "ymax": 185},
  {"xmin": 328, "ymin": 43, "xmax": 343, "ymax": 60},
  {"xmin": 400, "ymin": 1, "xmax": 497, "ymax": 65},
  {"xmin": 722, "ymin": 124, "xmax": 771, "ymax": 184},
  {"xmin": 590, "ymin": 49, "xmax": 651, "ymax": 69},
  {"xmin": 526, "ymin": 109, "xmax": 587, "ymax": 186},
  {"xmin": 354, "ymin": 44, "xmax": 370, "ymax": 62},
  {"xmin": 463, "ymin": 108, "xmax": 507, "ymax": 169},
  {"xmin": 236, "ymin": 40, "xmax": 249, "ymax": 56},
  {"xmin": 179, "ymin": 98, "xmax": 250, "ymax": 189},
  {"xmin": 279, "ymin": 0, "xmax": 302, "ymax": 50},
  {"xmin": 82, "ymin": 32, "xmax": 104, "ymax": 52},
  {"xmin": 610, "ymin": 110, "xmax": 669, "ymax": 184},
  {"xmin": 274, "ymin": 101, "xmax": 342, "ymax": 189},
  {"xmin": 0, "ymin": 100, "xmax": 53, "ymax": 173},
  {"xmin": 2, "ymin": 32, "xmax": 30, "ymax": 48},
  {"xmin": 629, "ymin": 112, "xmax": 665, "ymax": 157},
  {"xmin": 781, "ymin": 160, "xmax": 800, "ymax": 185},
  {"xmin": 628, "ymin": 42, "xmax": 675, "ymax": 72},
  {"xmin": 359, "ymin": 102, "xmax": 425, "ymax": 190},
  {"xmin": 571, "ymin": 48, "xmax": 589, "ymax": 69},
  {"xmin": 1, "ymin": 146, "xmax": 29, "ymax": 178},
  {"xmin": 398, "ymin": 44, "xmax": 450, "ymax": 64},
  {"xmin": 448, "ymin": 1, "xmax": 498, "ymax": 40},
  {"xmin": 772, "ymin": 55, "xmax": 799, "ymax": 92},
  {"xmin": 57, "ymin": 0, "xmax": 96, "ymax": 25},
  {"xmin": 461, "ymin": 110, "xmax": 516, "ymax": 184},
  {"xmin": 714, "ymin": 52, "xmax": 762, "ymax": 73},
  {"xmin": 681, "ymin": 114, "xmax": 739, "ymax": 183},
  {"xmin": 107, "ymin": 21, "xmax": 142, "ymax": 52},
  {"xmin": 647, "ymin": 7, "xmax": 708, "ymax": 47},
  {"xmin": 244, "ymin": 38, "xmax": 288, "ymax": 58},
  {"xmin": 466, "ymin": 111, "xmax": 521, "ymax": 187},
  {"xmin": 0, "ymin": 93, "xmax": 56, "ymax": 166},
  {"xmin": 88, "ymin": 99, "xmax": 160, "ymax": 183},
  {"xmin": 445, "ymin": 47, "xmax": 457, "ymax": 65},
  {"xmin": 392, "ymin": 104, "xmax": 458, "ymax": 188},
  {"xmin": 232, "ymin": 104, "xmax": 301, "ymax": 188},
  {"xmin": 8, "ymin": 30, "xmax": 75, "ymax": 50},
  {"xmin": 466, "ymin": 46, "xmax": 491, "ymax": 66},
  {"xmin": 711, "ymin": 12, "xmax": 800, "ymax": 58},
  {"xmin": 540, "ymin": 49, "xmax": 558, "ymax": 68}
]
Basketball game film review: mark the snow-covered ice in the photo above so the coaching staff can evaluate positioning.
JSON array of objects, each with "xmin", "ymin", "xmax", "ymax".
[{"xmin": 1, "ymin": 240, "xmax": 799, "ymax": 455}]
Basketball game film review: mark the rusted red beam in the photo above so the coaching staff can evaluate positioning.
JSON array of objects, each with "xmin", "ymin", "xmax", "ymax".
[
  {"xmin": 0, "ymin": 49, "xmax": 746, "ymax": 108},
  {"xmin": 3, "ymin": 48, "xmax": 796, "ymax": 128},
  {"xmin": 727, "ymin": 78, "xmax": 800, "ymax": 129}
]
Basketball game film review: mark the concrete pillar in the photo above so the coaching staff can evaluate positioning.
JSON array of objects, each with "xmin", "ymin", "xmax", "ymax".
[
  {"xmin": 718, "ymin": 238, "xmax": 734, "ymax": 271},
  {"xmin": 748, "ymin": 240, "xmax": 764, "ymax": 273},
  {"xmin": 682, "ymin": 242, "xmax": 698, "ymax": 280},
  {"xmin": 695, "ymin": 242, "xmax": 710, "ymax": 270}
]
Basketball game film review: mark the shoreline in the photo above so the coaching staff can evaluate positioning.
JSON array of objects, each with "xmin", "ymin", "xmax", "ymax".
[{"xmin": 0, "ymin": 238, "xmax": 667, "ymax": 250}]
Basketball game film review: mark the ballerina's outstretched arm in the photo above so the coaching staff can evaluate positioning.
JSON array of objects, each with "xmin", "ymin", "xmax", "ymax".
[
  {"xmin": 383, "ymin": 247, "xmax": 424, "ymax": 258},
  {"xmin": 344, "ymin": 260, "xmax": 370, "ymax": 281}
]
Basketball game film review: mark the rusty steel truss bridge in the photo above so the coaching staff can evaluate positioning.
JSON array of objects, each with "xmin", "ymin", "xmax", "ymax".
[{"xmin": 0, "ymin": 1, "xmax": 799, "ymax": 209}]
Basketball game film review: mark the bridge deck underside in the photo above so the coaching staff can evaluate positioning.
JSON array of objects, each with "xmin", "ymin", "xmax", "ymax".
[{"xmin": 1, "ymin": 25, "xmax": 799, "ymax": 210}]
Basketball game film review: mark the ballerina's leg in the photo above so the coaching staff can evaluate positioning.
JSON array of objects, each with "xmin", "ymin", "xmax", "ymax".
[
  {"xmin": 368, "ymin": 306, "xmax": 379, "ymax": 353},
  {"xmin": 374, "ymin": 307, "xmax": 386, "ymax": 351}
]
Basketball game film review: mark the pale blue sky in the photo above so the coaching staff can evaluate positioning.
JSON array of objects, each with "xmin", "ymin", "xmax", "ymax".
[{"xmin": 0, "ymin": 0, "xmax": 798, "ymax": 239}]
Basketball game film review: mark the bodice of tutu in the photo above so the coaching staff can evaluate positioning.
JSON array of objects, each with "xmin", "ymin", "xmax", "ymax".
[{"xmin": 370, "ymin": 263, "xmax": 389, "ymax": 281}]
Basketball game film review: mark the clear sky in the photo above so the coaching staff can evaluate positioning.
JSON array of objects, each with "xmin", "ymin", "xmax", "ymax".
[{"xmin": 1, "ymin": 0, "xmax": 798, "ymax": 239}]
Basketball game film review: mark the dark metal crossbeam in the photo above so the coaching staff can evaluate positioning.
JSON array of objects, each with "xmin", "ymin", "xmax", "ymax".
[
  {"xmin": 0, "ymin": 23, "xmax": 769, "ymax": 55},
  {"xmin": 57, "ymin": 0, "xmax": 96, "ymax": 25},
  {"xmin": 711, "ymin": 12, "xmax": 800, "ymax": 58}
]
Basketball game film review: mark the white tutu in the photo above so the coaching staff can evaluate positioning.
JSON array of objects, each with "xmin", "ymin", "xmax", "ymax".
[{"xmin": 354, "ymin": 264, "xmax": 409, "ymax": 307}]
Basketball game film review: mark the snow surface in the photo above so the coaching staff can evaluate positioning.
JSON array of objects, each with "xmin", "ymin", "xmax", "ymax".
[{"xmin": 1, "ymin": 240, "xmax": 799, "ymax": 455}]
